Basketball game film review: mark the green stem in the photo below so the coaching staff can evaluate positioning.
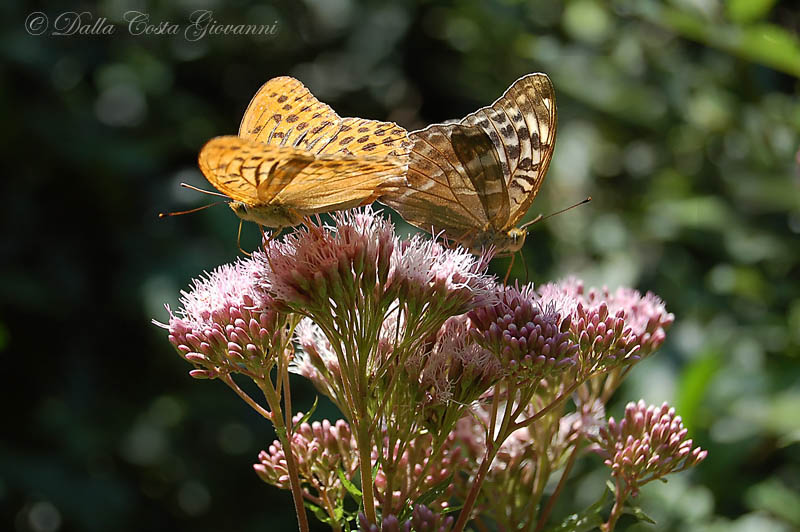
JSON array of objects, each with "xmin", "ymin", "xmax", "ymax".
[
  {"xmin": 221, "ymin": 373, "xmax": 273, "ymax": 421},
  {"xmin": 452, "ymin": 380, "xmax": 519, "ymax": 532},
  {"xmin": 452, "ymin": 440, "xmax": 495, "ymax": 532},
  {"xmin": 511, "ymin": 381, "xmax": 582, "ymax": 432},
  {"xmin": 356, "ymin": 422, "xmax": 378, "ymax": 525},
  {"xmin": 533, "ymin": 438, "xmax": 581, "ymax": 532},
  {"xmin": 256, "ymin": 375, "xmax": 311, "ymax": 532},
  {"xmin": 601, "ymin": 478, "xmax": 626, "ymax": 532}
]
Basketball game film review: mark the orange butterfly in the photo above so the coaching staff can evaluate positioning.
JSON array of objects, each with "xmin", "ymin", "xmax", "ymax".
[
  {"xmin": 196, "ymin": 76, "xmax": 411, "ymax": 232},
  {"xmin": 380, "ymin": 73, "xmax": 557, "ymax": 254}
]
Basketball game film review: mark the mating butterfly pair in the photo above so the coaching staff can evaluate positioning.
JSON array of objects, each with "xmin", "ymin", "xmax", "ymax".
[{"xmin": 197, "ymin": 74, "xmax": 557, "ymax": 254}]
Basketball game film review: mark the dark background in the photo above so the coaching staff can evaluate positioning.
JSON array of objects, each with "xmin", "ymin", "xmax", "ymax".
[{"xmin": 2, "ymin": 0, "xmax": 799, "ymax": 531}]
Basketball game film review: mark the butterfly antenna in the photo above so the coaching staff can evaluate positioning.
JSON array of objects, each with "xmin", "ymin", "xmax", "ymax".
[
  {"xmin": 180, "ymin": 182, "xmax": 229, "ymax": 199},
  {"xmin": 519, "ymin": 196, "xmax": 592, "ymax": 229},
  {"xmin": 158, "ymin": 201, "xmax": 224, "ymax": 218}
]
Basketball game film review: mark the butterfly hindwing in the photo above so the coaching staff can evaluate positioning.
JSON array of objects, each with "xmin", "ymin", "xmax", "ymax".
[
  {"xmin": 450, "ymin": 126, "xmax": 510, "ymax": 227},
  {"xmin": 460, "ymin": 73, "xmax": 557, "ymax": 228},
  {"xmin": 380, "ymin": 73, "xmax": 557, "ymax": 252},
  {"xmin": 239, "ymin": 76, "xmax": 340, "ymax": 150},
  {"xmin": 238, "ymin": 77, "xmax": 410, "ymax": 159},
  {"xmin": 381, "ymin": 124, "xmax": 500, "ymax": 242}
]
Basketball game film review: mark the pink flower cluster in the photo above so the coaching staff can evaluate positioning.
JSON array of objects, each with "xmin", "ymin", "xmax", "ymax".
[
  {"xmin": 259, "ymin": 208, "xmax": 495, "ymax": 318},
  {"xmin": 357, "ymin": 504, "xmax": 454, "ymax": 532},
  {"xmin": 404, "ymin": 315, "xmax": 502, "ymax": 415},
  {"xmin": 254, "ymin": 413, "xmax": 358, "ymax": 501},
  {"xmin": 373, "ymin": 432, "xmax": 465, "ymax": 515},
  {"xmin": 162, "ymin": 258, "xmax": 285, "ymax": 378},
  {"xmin": 258, "ymin": 209, "xmax": 397, "ymax": 308},
  {"xmin": 597, "ymin": 400, "xmax": 707, "ymax": 496},
  {"xmin": 468, "ymin": 284, "xmax": 578, "ymax": 379},
  {"xmin": 158, "ymin": 207, "xmax": 704, "ymax": 532},
  {"xmin": 537, "ymin": 278, "xmax": 675, "ymax": 373}
]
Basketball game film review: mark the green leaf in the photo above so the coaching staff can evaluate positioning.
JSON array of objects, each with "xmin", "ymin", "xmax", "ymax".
[
  {"xmin": 543, "ymin": 488, "xmax": 611, "ymax": 532},
  {"xmin": 338, "ymin": 468, "xmax": 362, "ymax": 500},
  {"xmin": 676, "ymin": 351, "xmax": 720, "ymax": 431},
  {"xmin": 304, "ymin": 500, "xmax": 331, "ymax": 524},
  {"xmin": 412, "ymin": 475, "xmax": 454, "ymax": 508},
  {"xmin": 726, "ymin": 0, "xmax": 777, "ymax": 24},
  {"xmin": 623, "ymin": 502, "xmax": 657, "ymax": 525},
  {"xmin": 403, "ymin": 475, "xmax": 455, "ymax": 520},
  {"xmin": 292, "ymin": 396, "xmax": 319, "ymax": 433}
]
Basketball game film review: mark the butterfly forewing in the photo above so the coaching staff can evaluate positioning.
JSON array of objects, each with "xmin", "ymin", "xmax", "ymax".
[
  {"xmin": 450, "ymin": 127, "xmax": 510, "ymax": 226},
  {"xmin": 200, "ymin": 136, "xmax": 407, "ymax": 208},
  {"xmin": 238, "ymin": 77, "xmax": 411, "ymax": 161},
  {"xmin": 239, "ymin": 77, "xmax": 340, "ymax": 150}
]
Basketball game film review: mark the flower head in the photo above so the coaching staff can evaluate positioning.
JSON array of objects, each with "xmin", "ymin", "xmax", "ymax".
[
  {"xmin": 356, "ymin": 504, "xmax": 453, "ymax": 532},
  {"xmin": 373, "ymin": 431, "xmax": 464, "ymax": 516},
  {"xmin": 537, "ymin": 279, "xmax": 674, "ymax": 373},
  {"xmin": 254, "ymin": 413, "xmax": 358, "ymax": 503},
  {"xmin": 259, "ymin": 206, "xmax": 397, "ymax": 310},
  {"xmin": 596, "ymin": 400, "xmax": 707, "ymax": 497},
  {"xmin": 468, "ymin": 284, "xmax": 578, "ymax": 380},
  {"xmin": 409, "ymin": 504, "xmax": 454, "ymax": 532},
  {"xmin": 161, "ymin": 258, "xmax": 286, "ymax": 378},
  {"xmin": 394, "ymin": 235, "xmax": 495, "ymax": 316},
  {"xmin": 404, "ymin": 316, "xmax": 502, "ymax": 428}
]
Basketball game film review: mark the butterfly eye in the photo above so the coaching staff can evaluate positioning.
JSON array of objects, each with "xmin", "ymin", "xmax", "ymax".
[{"xmin": 230, "ymin": 202, "xmax": 248, "ymax": 216}]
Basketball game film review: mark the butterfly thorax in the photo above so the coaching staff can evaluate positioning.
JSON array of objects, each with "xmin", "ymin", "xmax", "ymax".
[
  {"xmin": 468, "ymin": 227, "xmax": 527, "ymax": 254},
  {"xmin": 229, "ymin": 201, "xmax": 304, "ymax": 228}
]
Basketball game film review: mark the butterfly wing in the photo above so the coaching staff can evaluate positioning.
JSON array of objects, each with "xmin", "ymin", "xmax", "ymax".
[
  {"xmin": 200, "ymin": 76, "xmax": 410, "ymax": 222},
  {"xmin": 460, "ymin": 73, "xmax": 557, "ymax": 229},
  {"xmin": 198, "ymin": 136, "xmax": 315, "ymax": 203},
  {"xmin": 239, "ymin": 76, "xmax": 341, "ymax": 150},
  {"xmin": 271, "ymin": 156, "xmax": 408, "ymax": 213},
  {"xmin": 239, "ymin": 76, "xmax": 410, "ymax": 160},
  {"xmin": 199, "ymin": 135, "xmax": 408, "ymax": 215},
  {"xmin": 380, "ymin": 124, "xmax": 505, "ymax": 243}
]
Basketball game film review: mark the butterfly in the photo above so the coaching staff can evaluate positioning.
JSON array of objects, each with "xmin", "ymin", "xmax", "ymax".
[
  {"xmin": 197, "ymin": 76, "xmax": 411, "ymax": 231},
  {"xmin": 380, "ymin": 73, "xmax": 557, "ymax": 254}
]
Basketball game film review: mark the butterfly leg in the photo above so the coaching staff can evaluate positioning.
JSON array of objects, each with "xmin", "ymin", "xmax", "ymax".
[
  {"xmin": 503, "ymin": 252, "xmax": 516, "ymax": 285},
  {"xmin": 237, "ymin": 219, "xmax": 252, "ymax": 257},
  {"xmin": 522, "ymin": 250, "xmax": 530, "ymax": 285},
  {"xmin": 261, "ymin": 225, "xmax": 283, "ymax": 248}
]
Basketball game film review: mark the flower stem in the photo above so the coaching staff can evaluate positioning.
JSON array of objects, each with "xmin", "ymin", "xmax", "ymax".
[
  {"xmin": 511, "ymin": 381, "xmax": 582, "ymax": 431},
  {"xmin": 256, "ymin": 376, "xmax": 310, "ymax": 532},
  {"xmin": 222, "ymin": 374, "xmax": 272, "ymax": 420},
  {"xmin": 453, "ymin": 380, "xmax": 518, "ymax": 532},
  {"xmin": 356, "ymin": 421, "xmax": 378, "ymax": 526},
  {"xmin": 601, "ymin": 478, "xmax": 626, "ymax": 532},
  {"xmin": 452, "ymin": 441, "xmax": 495, "ymax": 532},
  {"xmin": 534, "ymin": 438, "xmax": 581, "ymax": 532}
]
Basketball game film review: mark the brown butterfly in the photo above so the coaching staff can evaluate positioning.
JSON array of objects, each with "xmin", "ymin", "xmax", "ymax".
[
  {"xmin": 380, "ymin": 73, "xmax": 557, "ymax": 254},
  {"xmin": 196, "ymin": 76, "xmax": 410, "ymax": 231}
]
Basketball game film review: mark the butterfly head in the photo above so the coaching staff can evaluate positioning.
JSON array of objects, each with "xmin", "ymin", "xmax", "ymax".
[
  {"xmin": 505, "ymin": 228, "xmax": 528, "ymax": 253},
  {"xmin": 466, "ymin": 227, "xmax": 527, "ymax": 255}
]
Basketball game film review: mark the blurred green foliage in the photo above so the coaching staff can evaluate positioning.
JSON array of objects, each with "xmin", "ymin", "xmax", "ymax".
[{"xmin": 2, "ymin": 0, "xmax": 799, "ymax": 530}]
